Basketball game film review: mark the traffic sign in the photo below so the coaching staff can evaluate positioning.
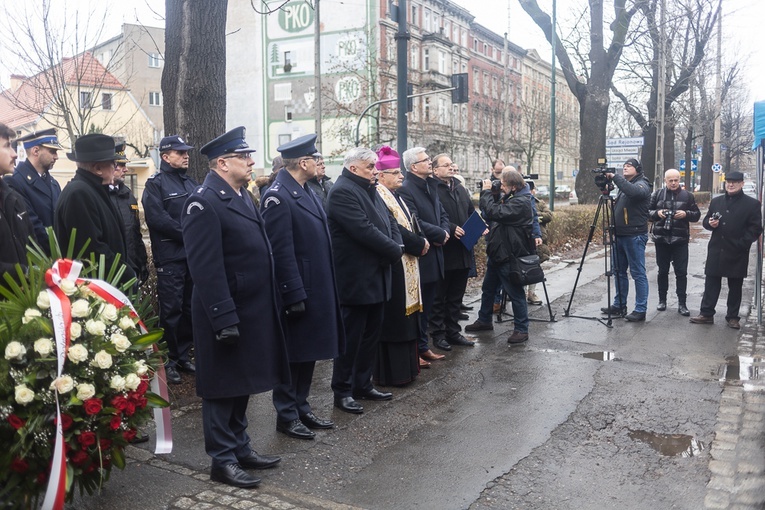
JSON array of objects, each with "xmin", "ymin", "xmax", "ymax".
[
  {"xmin": 679, "ymin": 159, "xmax": 698, "ymax": 173},
  {"xmin": 606, "ymin": 137, "xmax": 645, "ymax": 147},
  {"xmin": 712, "ymin": 163, "xmax": 722, "ymax": 173}
]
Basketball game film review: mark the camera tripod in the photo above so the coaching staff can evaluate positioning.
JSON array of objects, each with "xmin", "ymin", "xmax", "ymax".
[
  {"xmin": 563, "ymin": 190, "xmax": 622, "ymax": 327},
  {"xmin": 495, "ymin": 281, "xmax": 556, "ymax": 323}
]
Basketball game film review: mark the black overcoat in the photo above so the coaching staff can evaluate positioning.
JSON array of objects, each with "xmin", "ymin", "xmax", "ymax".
[
  {"xmin": 260, "ymin": 169, "xmax": 345, "ymax": 362},
  {"xmin": 397, "ymin": 174, "xmax": 450, "ymax": 284},
  {"xmin": 435, "ymin": 178, "xmax": 473, "ymax": 271},
  {"xmin": 326, "ymin": 169, "xmax": 403, "ymax": 306},
  {"xmin": 182, "ymin": 171, "xmax": 290, "ymax": 399},
  {"xmin": 0, "ymin": 179, "xmax": 34, "ymax": 276},
  {"xmin": 5, "ymin": 159, "xmax": 61, "ymax": 248},
  {"xmin": 54, "ymin": 168, "xmax": 136, "ymax": 285},
  {"xmin": 109, "ymin": 182, "xmax": 148, "ymax": 280},
  {"xmin": 703, "ymin": 191, "xmax": 762, "ymax": 278}
]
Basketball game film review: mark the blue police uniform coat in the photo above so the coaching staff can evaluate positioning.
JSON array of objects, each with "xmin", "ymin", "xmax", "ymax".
[
  {"xmin": 6, "ymin": 159, "xmax": 61, "ymax": 248},
  {"xmin": 260, "ymin": 169, "xmax": 345, "ymax": 362},
  {"xmin": 181, "ymin": 170, "xmax": 290, "ymax": 399}
]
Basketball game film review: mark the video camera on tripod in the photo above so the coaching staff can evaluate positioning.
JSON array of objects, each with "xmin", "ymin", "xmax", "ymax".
[{"xmin": 591, "ymin": 158, "xmax": 616, "ymax": 194}]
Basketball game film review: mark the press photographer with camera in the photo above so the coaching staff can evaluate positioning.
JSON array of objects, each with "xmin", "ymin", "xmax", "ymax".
[
  {"xmin": 648, "ymin": 168, "xmax": 700, "ymax": 316},
  {"xmin": 600, "ymin": 158, "xmax": 652, "ymax": 322}
]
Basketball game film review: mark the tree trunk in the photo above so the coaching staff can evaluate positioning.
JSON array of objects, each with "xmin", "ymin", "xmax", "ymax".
[
  {"xmin": 574, "ymin": 86, "xmax": 610, "ymax": 204},
  {"xmin": 163, "ymin": 0, "xmax": 228, "ymax": 183}
]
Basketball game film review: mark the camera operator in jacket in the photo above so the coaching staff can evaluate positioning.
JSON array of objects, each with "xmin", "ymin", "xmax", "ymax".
[{"xmin": 648, "ymin": 168, "xmax": 700, "ymax": 316}]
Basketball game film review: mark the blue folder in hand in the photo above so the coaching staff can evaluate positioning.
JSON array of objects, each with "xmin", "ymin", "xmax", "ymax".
[{"xmin": 459, "ymin": 211, "xmax": 488, "ymax": 251}]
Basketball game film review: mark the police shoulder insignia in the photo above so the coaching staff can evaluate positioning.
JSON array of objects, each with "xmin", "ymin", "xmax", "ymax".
[
  {"xmin": 186, "ymin": 201, "xmax": 204, "ymax": 214},
  {"xmin": 263, "ymin": 196, "xmax": 281, "ymax": 208}
]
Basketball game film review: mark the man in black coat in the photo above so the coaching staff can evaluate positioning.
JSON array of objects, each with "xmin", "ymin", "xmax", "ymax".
[
  {"xmin": 6, "ymin": 128, "xmax": 62, "ymax": 251},
  {"xmin": 261, "ymin": 134, "xmax": 345, "ymax": 440},
  {"xmin": 0, "ymin": 124, "xmax": 34, "ymax": 278},
  {"xmin": 690, "ymin": 171, "xmax": 763, "ymax": 329},
  {"xmin": 398, "ymin": 147, "xmax": 451, "ymax": 354},
  {"xmin": 54, "ymin": 134, "xmax": 136, "ymax": 287},
  {"xmin": 142, "ymin": 135, "xmax": 198, "ymax": 384},
  {"xmin": 430, "ymin": 153, "xmax": 476, "ymax": 348},
  {"xmin": 326, "ymin": 147, "xmax": 404, "ymax": 414},
  {"xmin": 109, "ymin": 143, "xmax": 148, "ymax": 284},
  {"xmin": 648, "ymin": 168, "xmax": 700, "ymax": 316},
  {"xmin": 182, "ymin": 126, "xmax": 288, "ymax": 489},
  {"xmin": 305, "ymin": 152, "xmax": 333, "ymax": 210}
]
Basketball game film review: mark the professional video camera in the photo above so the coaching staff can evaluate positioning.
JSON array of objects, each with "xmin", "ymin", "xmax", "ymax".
[{"xmin": 591, "ymin": 158, "xmax": 616, "ymax": 193}]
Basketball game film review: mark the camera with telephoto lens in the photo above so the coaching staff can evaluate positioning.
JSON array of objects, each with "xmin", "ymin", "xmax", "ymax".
[
  {"xmin": 663, "ymin": 210, "xmax": 675, "ymax": 230},
  {"xmin": 592, "ymin": 158, "xmax": 616, "ymax": 193},
  {"xmin": 490, "ymin": 179, "xmax": 503, "ymax": 194},
  {"xmin": 711, "ymin": 212, "xmax": 722, "ymax": 221}
]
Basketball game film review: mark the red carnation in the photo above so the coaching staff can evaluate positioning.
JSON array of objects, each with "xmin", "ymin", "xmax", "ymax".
[
  {"xmin": 99, "ymin": 438, "xmax": 112, "ymax": 451},
  {"xmin": 109, "ymin": 415, "xmax": 122, "ymax": 431},
  {"xmin": 7, "ymin": 414, "xmax": 25, "ymax": 430},
  {"xmin": 136, "ymin": 380, "xmax": 149, "ymax": 395},
  {"xmin": 77, "ymin": 431, "xmax": 97, "ymax": 448},
  {"xmin": 54, "ymin": 413, "xmax": 73, "ymax": 431},
  {"xmin": 111, "ymin": 395, "xmax": 129, "ymax": 412},
  {"xmin": 10, "ymin": 457, "xmax": 29, "ymax": 473},
  {"xmin": 122, "ymin": 429, "xmax": 137, "ymax": 443},
  {"xmin": 124, "ymin": 401, "xmax": 136, "ymax": 417},
  {"xmin": 83, "ymin": 398, "xmax": 103, "ymax": 415},
  {"xmin": 134, "ymin": 396, "xmax": 148, "ymax": 409},
  {"xmin": 70, "ymin": 450, "xmax": 89, "ymax": 467}
]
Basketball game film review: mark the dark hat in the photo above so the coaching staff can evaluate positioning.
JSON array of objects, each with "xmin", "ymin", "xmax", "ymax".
[
  {"xmin": 19, "ymin": 128, "xmax": 64, "ymax": 150},
  {"xmin": 159, "ymin": 135, "xmax": 194, "ymax": 152},
  {"xmin": 624, "ymin": 158, "xmax": 642, "ymax": 172},
  {"xmin": 66, "ymin": 133, "xmax": 119, "ymax": 162},
  {"xmin": 115, "ymin": 142, "xmax": 129, "ymax": 164},
  {"xmin": 201, "ymin": 126, "xmax": 255, "ymax": 160},
  {"xmin": 725, "ymin": 171, "xmax": 744, "ymax": 181},
  {"xmin": 277, "ymin": 134, "xmax": 317, "ymax": 159}
]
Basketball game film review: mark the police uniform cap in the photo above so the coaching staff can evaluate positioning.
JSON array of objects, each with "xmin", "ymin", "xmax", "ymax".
[
  {"xmin": 200, "ymin": 126, "xmax": 255, "ymax": 160},
  {"xmin": 19, "ymin": 128, "xmax": 64, "ymax": 150},
  {"xmin": 725, "ymin": 171, "xmax": 744, "ymax": 182},
  {"xmin": 159, "ymin": 134, "xmax": 194, "ymax": 153},
  {"xmin": 115, "ymin": 142, "xmax": 129, "ymax": 164},
  {"xmin": 66, "ymin": 133, "xmax": 120, "ymax": 162},
  {"xmin": 277, "ymin": 134, "xmax": 318, "ymax": 159}
]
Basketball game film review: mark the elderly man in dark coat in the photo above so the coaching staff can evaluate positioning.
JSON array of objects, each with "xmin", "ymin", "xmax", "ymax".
[
  {"xmin": 261, "ymin": 134, "xmax": 345, "ymax": 440},
  {"xmin": 54, "ymin": 134, "xmax": 136, "ymax": 286},
  {"xmin": 690, "ymin": 171, "xmax": 763, "ymax": 329},
  {"xmin": 0, "ymin": 123, "xmax": 34, "ymax": 277},
  {"xmin": 182, "ymin": 127, "xmax": 289, "ymax": 489},
  {"xmin": 327, "ymin": 146, "xmax": 404, "ymax": 414},
  {"xmin": 6, "ymin": 128, "xmax": 62, "ymax": 250}
]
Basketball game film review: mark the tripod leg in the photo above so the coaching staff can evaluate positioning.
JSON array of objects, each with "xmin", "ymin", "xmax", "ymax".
[
  {"xmin": 564, "ymin": 197, "xmax": 606, "ymax": 315},
  {"xmin": 541, "ymin": 279, "xmax": 555, "ymax": 321}
]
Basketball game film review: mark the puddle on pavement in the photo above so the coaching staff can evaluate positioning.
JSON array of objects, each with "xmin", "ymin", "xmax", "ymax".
[
  {"xmin": 719, "ymin": 355, "xmax": 763, "ymax": 382},
  {"xmin": 628, "ymin": 430, "xmax": 705, "ymax": 457},
  {"xmin": 582, "ymin": 351, "xmax": 618, "ymax": 361}
]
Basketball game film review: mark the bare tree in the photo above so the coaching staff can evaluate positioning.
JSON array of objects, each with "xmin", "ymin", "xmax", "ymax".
[{"xmin": 163, "ymin": 0, "xmax": 228, "ymax": 183}]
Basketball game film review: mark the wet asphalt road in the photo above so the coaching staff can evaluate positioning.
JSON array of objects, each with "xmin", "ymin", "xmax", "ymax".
[{"xmin": 75, "ymin": 221, "xmax": 753, "ymax": 509}]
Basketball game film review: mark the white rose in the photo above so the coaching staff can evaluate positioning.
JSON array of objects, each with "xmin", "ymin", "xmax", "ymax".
[
  {"xmin": 78, "ymin": 284, "xmax": 93, "ymax": 297},
  {"xmin": 70, "ymin": 322, "xmax": 82, "ymax": 340},
  {"xmin": 4, "ymin": 341, "xmax": 26, "ymax": 360},
  {"xmin": 36, "ymin": 291, "xmax": 51, "ymax": 309},
  {"xmin": 76, "ymin": 383, "xmax": 96, "ymax": 400},
  {"xmin": 85, "ymin": 319, "xmax": 106, "ymax": 337},
  {"xmin": 66, "ymin": 344, "xmax": 89, "ymax": 364},
  {"xmin": 109, "ymin": 375, "xmax": 126, "ymax": 391},
  {"xmin": 34, "ymin": 338, "xmax": 54, "ymax": 356},
  {"xmin": 100, "ymin": 304, "xmax": 119, "ymax": 323},
  {"xmin": 70, "ymin": 299, "xmax": 90, "ymax": 318},
  {"xmin": 59, "ymin": 278, "xmax": 77, "ymax": 296},
  {"xmin": 22, "ymin": 308, "xmax": 42, "ymax": 324},
  {"xmin": 110, "ymin": 333, "xmax": 131, "ymax": 353},
  {"xmin": 118, "ymin": 316, "xmax": 136, "ymax": 331},
  {"xmin": 50, "ymin": 375, "xmax": 74, "ymax": 394},
  {"xmin": 134, "ymin": 360, "xmax": 149, "ymax": 376},
  {"xmin": 92, "ymin": 350, "xmax": 113, "ymax": 369},
  {"xmin": 124, "ymin": 373, "xmax": 141, "ymax": 390},
  {"xmin": 14, "ymin": 384, "xmax": 35, "ymax": 405}
]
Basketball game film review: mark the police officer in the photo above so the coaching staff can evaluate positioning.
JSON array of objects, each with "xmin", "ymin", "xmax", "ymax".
[
  {"xmin": 142, "ymin": 135, "xmax": 197, "ymax": 384},
  {"xmin": 261, "ymin": 134, "xmax": 344, "ymax": 440},
  {"xmin": 181, "ymin": 126, "xmax": 289, "ymax": 489},
  {"xmin": 6, "ymin": 128, "xmax": 63, "ymax": 250},
  {"xmin": 109, "ymin": 143, "xmax": 148, "ymax": 283}
]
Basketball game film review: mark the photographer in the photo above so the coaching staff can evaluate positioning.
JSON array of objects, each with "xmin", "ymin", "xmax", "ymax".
[
  {"xmin": 600, "ymin": 158, "xmax": 652, "ymax": 321},
  {"xmin": 648, "ymin": 169, "xmax": 700, "ymax": 316},
  {"xmin": 469, "ymin": 168, "xmax": 534, "ymax": 344}
]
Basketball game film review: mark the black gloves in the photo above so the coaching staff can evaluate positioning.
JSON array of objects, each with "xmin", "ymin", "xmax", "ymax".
[
  {"xmin": 215, "ymin": 325, "xmax": 240, "ymax": 345},
  {"xmin": 284, "ymin": 301, "xmax": 306, "ymax": 319}
]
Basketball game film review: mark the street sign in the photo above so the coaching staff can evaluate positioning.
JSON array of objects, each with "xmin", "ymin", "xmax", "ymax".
[
  {"xmin": 572, "ymin": 169, "xmax": 578, "ymax": 177},
  {"xmin": 605, "ymin": 146, "xmax": 642, "ymax": 155},
  {"xmin": 679, "ymin": 159, "xmax": 698, "ymax": 173},
  {"xmin": 712, "ymin": 163, "xmax": 722, "ymax": 173},
  {"xmin": 606, "ymin": 137, "xmax": 645, "ymax": 147}
]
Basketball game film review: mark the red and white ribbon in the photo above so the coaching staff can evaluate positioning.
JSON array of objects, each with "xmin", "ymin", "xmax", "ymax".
[{"xmin": 41, "ymin": 260, "xmax": 173, "ymax": 510}]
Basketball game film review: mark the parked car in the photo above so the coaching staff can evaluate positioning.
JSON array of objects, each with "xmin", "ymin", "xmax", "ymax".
[
  {"xmin": 554, "ymin": 185, "xmax": 572, "ymax": 200},
  {"xmin": 569, "ymin": 190, "xmax": 579, "ymax": 205},
  {"xmin": 743, "ymin": 181, "xmax": 757, "ymax": 197},
  {"xmin": 536, "ymin": 185, "xmax": 550, "ymax": 199}
]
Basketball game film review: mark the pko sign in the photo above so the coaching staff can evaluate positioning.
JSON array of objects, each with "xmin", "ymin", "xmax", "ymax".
[{"xmin": 279, "ymin": 2, "xmax": 315, "ymax": 33}]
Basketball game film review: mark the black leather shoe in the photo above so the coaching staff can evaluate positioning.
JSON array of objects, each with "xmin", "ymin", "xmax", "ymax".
[
  {"xmin": 300, "ymin": 412, "xmax": 334, "ymax": 429},
  {"xmin": 625, "ymin": 311, "xmax": 646, "ymax": 322},
  {"xmin": 353, "ymin": 388, "xmax": 393, "ymax": 401},
  {"xmin": 433, "ymin": 338, "xmax": 452, "ymax": 351},
  {"xmin": 447, "ymin": 335, "xmax": 475, "ymax": 347},
  {"xmin": 458, "ymin": 312, "xmax": 470, "ymax": 320},
  {"xmin": 600, "ymin": 305, "xmax": 627, "ymax": 317},
  {"xmin": 276, "ymin": 419, "xmax": 315, "ymax": 440},
  {"xmin": 334, "ymin": 396, "xmax": 364, "ymax": 414},
  {"xmin": 460, "ymin": 304, "xmax": 473, "ymax": 311},
  {"xmin": 177, "ymin": 360, "xmax": 196, "ymax": 373},
  {"xmin": 656, "ymin": 301, "xmax": 667, "ymax": 311},
  {"xmin": 210, "ymin": 464, "xmax": 261, "ymax": 488},
  {"xmin": 129, "ymin": 431, "xmax": 149, "ymax": 444},
  {"xmin": 465, "ymin": 320, "xmax": 493, "ymax": 332},
  {"xmin": 165, "ymin": 365, "xmax": 181, "ymax": 384},
  {"xmin": 678, "ymin": 304, "xmax": 690, "ymax": 316},
  {"xmin": 237, "ymin": 450, "xmax": 281, "ymax": 469}
]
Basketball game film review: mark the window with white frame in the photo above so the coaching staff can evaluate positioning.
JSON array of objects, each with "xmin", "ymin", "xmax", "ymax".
[
  {"xmin": 149, "ymin": 91, "xmax": 162, "ymax": 106},
  {"xmin": 424, "ymin": 97, "xmax": 430, "ymax": 121},
  {"xmin": 411, "ymin": 45, "xmax": 419, "ymax": 69},
  {"xmin": 424, "ymin": 49, "xmax": 430, "ymax": 71},
  {"xmin": 483, "ymin": 72, "xmax": 489, "ymax": 95},
  {"xmin": 411, "ymin": 5, "xmax": 417, "ymax": 25},
  {"xmin": 148, "ymin": 53, "xmax": 162, "ymax": 68},
  {"xmin": 79, "ymin": 91, "xmax": 92, "ymax": 110},
  {"xmin": 438, "ymin": 51, "xmax": 446, "ymax": 74},
  {"xmin": 101, "ymin": 93, "xmax": 113, "ymax": 110},
  {"xmin": 438, "ymin": 96, "xmax": 447, "ymax": 124},
  {"xmin": 424, "ymin": 9, "xmax": 431, "ymax": 32}
]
